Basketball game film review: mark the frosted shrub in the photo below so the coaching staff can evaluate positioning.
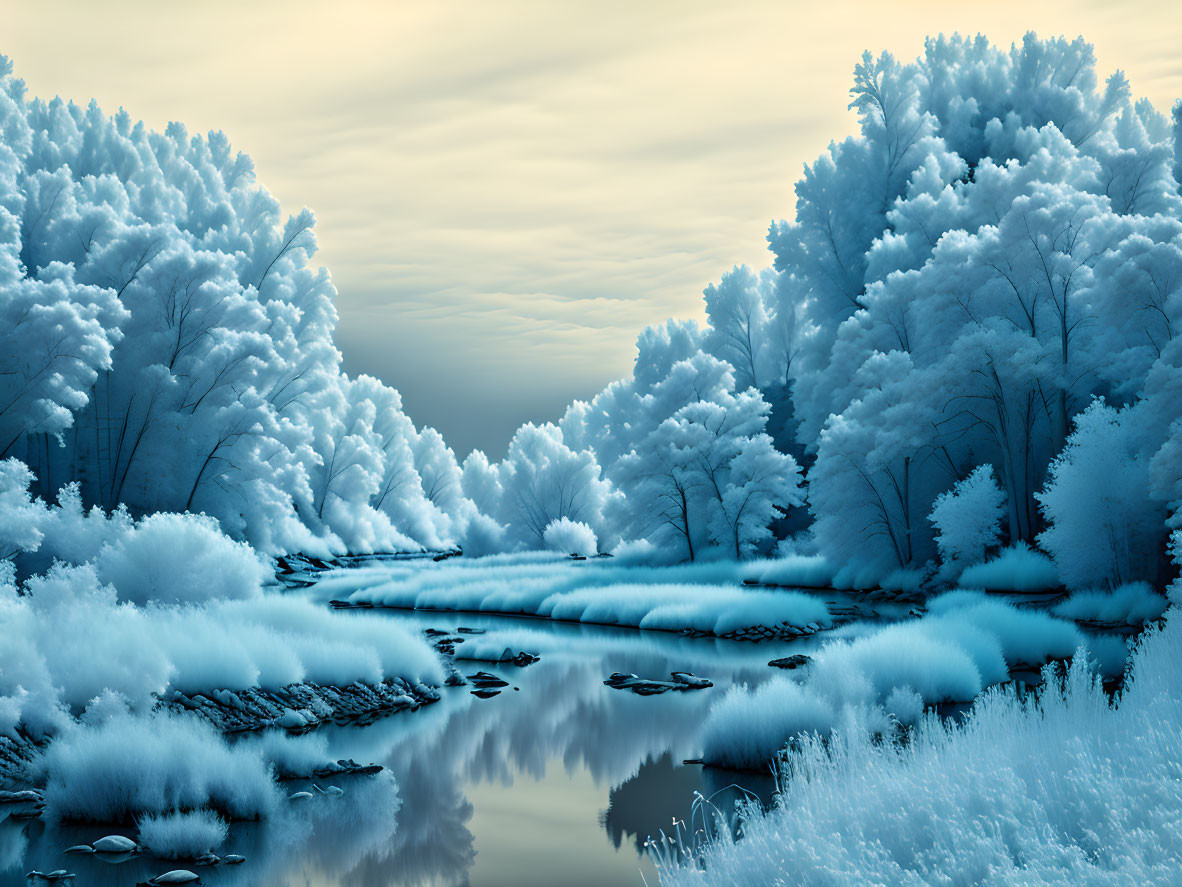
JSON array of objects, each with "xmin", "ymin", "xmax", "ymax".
[
  {"xmin": 95, "ymin": 512, "xmax": 266, "ymax": 605},
  {"xmin": 460, "ymin": 513, "xmax": 510, "ymax": 558},
  {"xmin": 700, "ymin": 680, "xmax": 835, "ymax": 769},
  {"xmin": 543, "ymin": 517, "xmax": 598, "ymax": 557},
  {"xmin": 743, "ymin": 554, "xmax": 834, "ymax": 588},
  {"xmin": 137, "ymin": 810, "xmax": 228, "ymax": 859},
  {"xmin": 883, "ymin": 686, "xmax": 924, "ymax": 726},
  {"xmin": 20, "ymin": 483, "xmax": 133, "ymax": 575},
  {"xmin": 245, "ymin": 730, "xmax": 332, "ymax": 779},
  {"xmin": 1053, "ymin": 582, "xmax": 1168, "ymax": 625},
  {"xmin": 0, "ymin": 459, "xmax": 46, "ymax": 560},
  {"xmin": 1038, "ymin": 402, "xmax": 1165, "ymax": 589},
  {"xmin": 41, "ymin": 714, "xmax": 280, "ymax": 822},
  {"xmin": 3, "ymin": 575, "xmax": 442, "ymax": 734},
  {"xmin": 958, "ymin": 542, "xmax": 1059, "ymax": 592},
  {"xmin": 696, "ymin": 597, "xmax": 1086, "ymax": 767},
  {"xmin": 929, "ymin": 465, "xmax": 1005, "ymax": 578},
  {"xmin": 664, "ymin": 616, "xmax": 1182, "ymax": 886}
]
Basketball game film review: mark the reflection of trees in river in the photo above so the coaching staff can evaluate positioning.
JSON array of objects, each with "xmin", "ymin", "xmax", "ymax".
[
  {"xmin": 2, "ymin": 622, "xmax": 793, "ymax": 887},
  {"xmin": 600, "ymin": 753, "xmax": 779, "ymax": 857}
]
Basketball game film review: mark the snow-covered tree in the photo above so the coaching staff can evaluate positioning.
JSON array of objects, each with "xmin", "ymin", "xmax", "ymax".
[
  {"xmin": 1038, "ymin": 401, "xmax": 1165, "ymax": 588},
  {"xmin": 0, "ymin": 57, "xmax": 468, "ymax": 554},
  {"xmin": 929, "ymin": 465, "xmax": 1006, "ymax": 578}
]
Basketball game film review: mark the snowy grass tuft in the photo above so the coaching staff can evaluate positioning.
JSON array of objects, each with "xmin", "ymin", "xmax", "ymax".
[
  {"xmin": 1, "ymin": 566, "xmax": 443, "ymax": 734},
  {"xmin": 958, "ymin": 541, "xmax": 1059, "ymax": 592},
  {"xmin": 696, "ymin": 595, "xmax": 1087, "ymax": 768},
  {"xmin": 94, "ymin": 512, "xmax": 267, "ymax": 606},
  {"xmin": 1053, "ymin": 582, "xmax": 1168, "ymax": 625},
  {"xmin": 662, "ymin": 614, "xmax": 1182, "ymax": 886},
  {"xmin": 41, "ymin": 713, "xmax": 279, "ymax": 823},
  {"xmin": 700, "ymin": 680, "xmax": 835, "ymax": 769},
  {"xmin": 741, "ymin": 554, "xmax": 834, "ymax": 588},
  {"xmin": 314, "ymin": 556, "xmax": 831, "ymax": 636},
  {"xmin": 137, "ymin": 809, "xmax": 228, "ymax": 858}
]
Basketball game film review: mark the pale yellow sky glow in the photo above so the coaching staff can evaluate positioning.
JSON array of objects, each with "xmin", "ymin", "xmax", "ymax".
[{"xmin": 4, "ymin": 0, "xmax": 1181, "ymax": 454}]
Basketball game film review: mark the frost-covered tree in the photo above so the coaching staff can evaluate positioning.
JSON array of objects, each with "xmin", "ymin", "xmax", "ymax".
[
  {"xmin": 1038, "ymin": 401, "xmax": 1165, "ymax": 588},
  {"xmin": 460, "ymin": 423, "xmax": 617, "ymax": 552},
  {"xmin": 0, "ymin": 57, "xmax": 470, "ymax": 554},
  {"xmin": 929, "ymin": 465, "xmax": 1006, "ymax": 578},
  {"xmin": 759, "ymin": 33, "xmax": 1182, "ymax": 585}
]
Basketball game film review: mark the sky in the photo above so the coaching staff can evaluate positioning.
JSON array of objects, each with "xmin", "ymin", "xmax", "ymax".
[{"xmin": 4, "ymin": 1, "xmax": 1182, "ymax": 457}]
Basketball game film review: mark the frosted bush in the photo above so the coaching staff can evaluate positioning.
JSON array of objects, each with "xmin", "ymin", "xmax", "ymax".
[
  {"xmin": 95, "ymin": 512, "xmax": 266, "ymax": 605},
  {"xmin": 1, "ymin": 568, "xmax": 442, "ymax": 735},
  {"xmin": 665, "ymin": 616, "xmax": 1182, "ymax": 886},
  {"xmin": 883, "ymin": 686, "xmax": 924, "ymax": 726},
  {"xmin": 697, "ymin": 596, "xmax": 1086, "ymax": 767},
  {"xmin": 41, "ymin": 713, "xmax": 280, "ymax": 822},
  {"xmin": 19, "ymin": 484, "xmax": 133, "ymax": 575},
  {"xmin": 958, "ymin": 542, "xmax": 1059, "ymax": 592},
  {"xmin": 700, "ymin": 680, "xmax": 835, "ymax": 769},
  {"xmin": 460, "ymin": 512, "xmax": 510, "ymax": 558},
  {"xmin": 0, "ymin": 459, "xmax": 47, "ymax": 560},
  {"xmin": 808, "ymin": 626, "xmax": 984, "ymax": 706},
  {"xmin": 879, "ymin": 568, "xmax": 924, "ymax": 593},
  {"xmin": 929, "ymin": 465, "xmax": 1005, "ymax": 578},
  {"xmin": 1038, "ymin": 402, "xmax": 1165, "ymax": 589},
  {"xmin": 1053, "ymin": 582, "xmax": 1168, "ymax": 625},
  {"xmin": 743, "ymin": 554, "xmax": 834, "ymax": 588},
  {"xmin": 137, "ymin": 809, "xmax": 228, "ymax": 859},
  {"xmin": 245, "ymin": 730, "xmax": 332, "ymax": 779},
  {"xmin": 543, "ymin": 517, "xmax": 598, "ymax": 557}
]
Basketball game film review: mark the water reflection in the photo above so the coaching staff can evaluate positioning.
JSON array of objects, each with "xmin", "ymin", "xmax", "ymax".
[{"xmin": 3, "ymin": 613, "xmax": 808, "ymax": 887}]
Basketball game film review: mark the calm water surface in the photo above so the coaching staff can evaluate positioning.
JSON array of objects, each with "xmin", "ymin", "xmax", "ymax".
[{"xmin": 4, "ymin": 609, "xmax": 821, "ymax": 887}]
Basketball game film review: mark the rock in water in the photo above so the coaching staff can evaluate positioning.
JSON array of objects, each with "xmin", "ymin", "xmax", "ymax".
[
  {"xmin": 148, "ymin": 870, "xmax": 201, "ymax": 885},
  {"xmin": 93, "ymin": 835, "xmax": 138, "ymax": 853},
  {"xmin": 604, "ymin": 671, "xmax": 713, "ymax": 695},
  {"xmin": 768, "ymin": 654, "xmax": 812, "ymax": 670},
  {"xmin": 467, "ymin": 672, "xmax": 509, "ymax": 688}
]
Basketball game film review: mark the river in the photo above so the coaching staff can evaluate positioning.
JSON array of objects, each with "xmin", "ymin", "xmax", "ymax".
[{"xmin": 4, "ymin": 608, "xmax": 819, "ymax": 887}]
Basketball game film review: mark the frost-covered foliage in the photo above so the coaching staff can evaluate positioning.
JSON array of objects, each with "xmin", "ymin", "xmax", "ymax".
[
  {"xmin": 0, "ymin": 57, "xmax": 470, "ymax": 555},
  {"xmin": 461, "ymin": 423, "xmax": 616, "ymax": 553},
  {"xmin": 929, "ymin": 465, "xmax": 1005, "ymax": 578},
  {"xmin": 1038, "ymin": 400, "xmax": 1166, "ymax": 588},
  {"xmin": 41, "ymin": 713, "xmax": 279, "ymax": 822},
  {"xmin": 0, "ymin": 458, "xmax": 46, "ymax": 560},
  {"xmin": 740, "ymin": 553, "xmax": 834, "ymax": 588},
  {"xmin": 542, "ymin": 517, "xmax": 598, "ymax": 557},
  {"xmin": 93, "ymin": 511, "xmax": 266, "ymax": 605},
  {"xmin": 137, "ymin": 809, "xmax": 228, "ymax": 858},
  {"xmin": 464, "ymin": 33, "xmax": 1182, "ymax": 577},
  {"xmin": 313, "ymin": 553, "xmax": 830, "ymax": 635},
  {"xmin": 0, "ymin": 552, "xmax": 442, "ymax": 738},
  {"xmin": 461, "ymin": 322, "xmax": 805, "ymax": 561},
  {"xmin": 1053, "ymin": 581, "xmax": 1168, "ymax": 624},
  {"xmin": 958, "ymin": 542, "xmax": 1060, "ymax": 592},
  {"xmin": 699, "ymin": 593, "xmax": 1085, "ymax": 768},
  {"xmin": 665, "ymin": 614, "xmax": 1182, "ymax": 885}
]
